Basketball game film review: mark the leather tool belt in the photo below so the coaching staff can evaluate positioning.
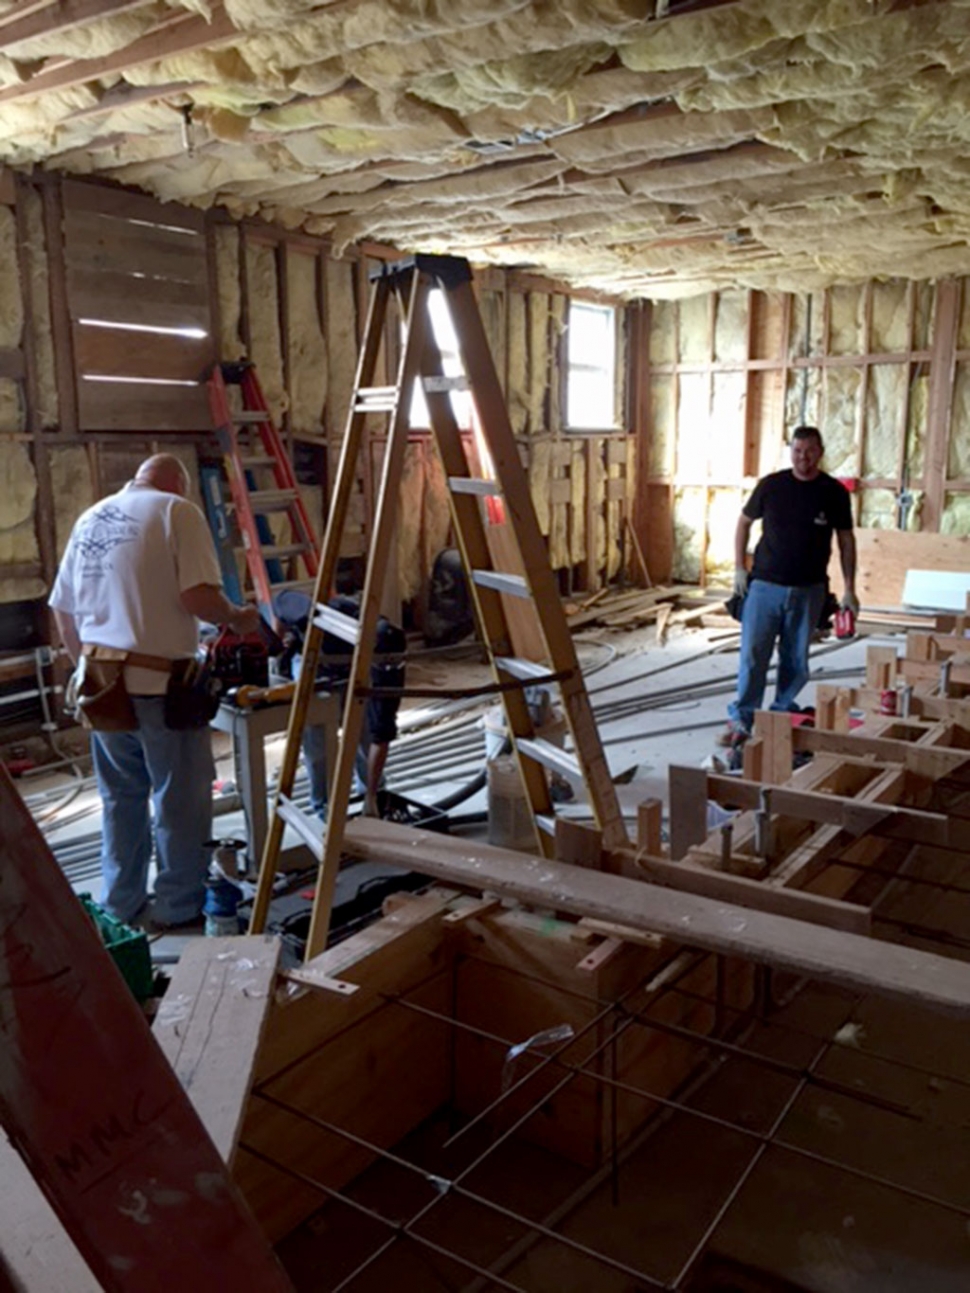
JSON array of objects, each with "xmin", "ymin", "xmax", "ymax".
[{"xmin": 71, "ymin": 645, "xmax": 173, "ymax": 732}]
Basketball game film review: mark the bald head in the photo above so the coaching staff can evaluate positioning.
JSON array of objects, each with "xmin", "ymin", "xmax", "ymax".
[{"xmin": 134, "ymin": 454, "xmax": 190, "ymax": 496}]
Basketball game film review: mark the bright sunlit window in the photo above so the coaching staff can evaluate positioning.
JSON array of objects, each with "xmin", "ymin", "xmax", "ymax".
[
  {"xmin": 566, "ymin": 302, "xmax": 617, "ymax": 430},
  {"xmin": 409, "ymin": 289, "xmax": 472, "ymax": 430}
]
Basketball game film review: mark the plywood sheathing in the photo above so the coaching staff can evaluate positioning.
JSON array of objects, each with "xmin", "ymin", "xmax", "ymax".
[{"xmin": 9, "ymin": 1, "xmax": 970, "ymax": 298}]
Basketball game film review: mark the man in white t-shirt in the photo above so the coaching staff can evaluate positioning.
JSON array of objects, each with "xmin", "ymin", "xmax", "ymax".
[{"xmin": 49, "ymin": 454, "xmax": 260, "ymax": 929}]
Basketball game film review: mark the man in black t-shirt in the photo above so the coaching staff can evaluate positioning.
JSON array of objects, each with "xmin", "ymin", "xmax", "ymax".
[{"xmin": 724, "ymin": 426, "xmax": 857, "ymax": 745}]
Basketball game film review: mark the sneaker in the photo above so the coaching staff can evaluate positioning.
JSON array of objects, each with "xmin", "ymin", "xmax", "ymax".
[
  {"xmin": 716, "ymin": 723, "xmax": 750, "ymax": 748},
  {"xmin": 134, "ymin": 906, "xmax": 205, "ymax": 936}
]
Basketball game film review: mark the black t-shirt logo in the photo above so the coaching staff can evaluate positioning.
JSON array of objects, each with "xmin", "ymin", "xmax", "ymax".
[{"xmin": 814, "ymin": 511, "xmax": 828, "ymax": 526}]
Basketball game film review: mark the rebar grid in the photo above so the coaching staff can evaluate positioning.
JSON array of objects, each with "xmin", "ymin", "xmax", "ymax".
[
  {"xmin": 239, "ymin": 1142, "xmax": 528, "ymax": 1293},
  {"xmin": 377, "ymin": 985, "xmax": 970, "ymax": 1222},
  {"xmin": 247, "ymin": 947, "xmax": 970, "ymax": 1293}
]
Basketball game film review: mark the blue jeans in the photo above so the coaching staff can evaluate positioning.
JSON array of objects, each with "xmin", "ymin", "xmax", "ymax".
[
  {"xmin": 302, "ymin": 722, "xmax": 368, "ymax": 818},
  {"xmin": 728, "ymin": 579, "xmax": 826, "ymax": 734},
  {"xmin": 91, "ymin": 697, "xmax": 215, "ymax": 924}
]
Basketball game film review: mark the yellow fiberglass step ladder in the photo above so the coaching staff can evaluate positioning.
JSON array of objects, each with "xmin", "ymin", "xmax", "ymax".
[
  {"xmin": 206, "ymin": 361, "xmax": 319, "ymax": 616},
  {"xmin": 249, "ymin": 253, "xmax": 627, "ymax": 960}
]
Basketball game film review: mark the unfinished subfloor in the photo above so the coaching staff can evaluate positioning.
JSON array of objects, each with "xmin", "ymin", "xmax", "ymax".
[{"xmin": 240, "ymin": 898, "xmax": 970, "ymax": 1293}]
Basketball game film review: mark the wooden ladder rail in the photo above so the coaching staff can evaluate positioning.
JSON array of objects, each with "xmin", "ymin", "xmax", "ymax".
[{"xmin": 249, "ymin": 255, "xmax": 627, "ymax": 957}]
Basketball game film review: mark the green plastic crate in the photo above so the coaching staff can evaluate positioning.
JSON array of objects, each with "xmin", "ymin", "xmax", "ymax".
[{"xmin": 79, "ymin": 893, "xmax": 154, "ymax": 1003}]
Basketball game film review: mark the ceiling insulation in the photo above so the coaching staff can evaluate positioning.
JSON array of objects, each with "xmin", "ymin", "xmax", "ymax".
[{"xmin": 3, "ymin": 0, "xmax": 970, "ymax": 296}]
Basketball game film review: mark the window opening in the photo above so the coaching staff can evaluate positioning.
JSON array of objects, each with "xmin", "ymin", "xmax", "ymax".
[{"xmin": 566, "ymin": 302, "xmax": 617, "ymax": 430}]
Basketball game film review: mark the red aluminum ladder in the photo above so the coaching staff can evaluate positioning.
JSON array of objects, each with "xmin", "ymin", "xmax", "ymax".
[{"xmin": 207, "ymin": 362, "xmax": 320, "ymax": 614}]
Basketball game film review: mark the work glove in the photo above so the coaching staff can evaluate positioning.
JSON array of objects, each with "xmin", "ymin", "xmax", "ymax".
[
  {"xmin": 733, "ymin": 568, "xmax": 749, "ymax": 599},
  {"xmin": 841, "ymin": 590, "xmax": 860, "ymax": 615}
]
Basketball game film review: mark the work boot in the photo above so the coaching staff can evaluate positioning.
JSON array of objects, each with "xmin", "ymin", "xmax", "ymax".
[{"xmin": 716, "ymin": 722, "xmax": 750, "ymax": 749}]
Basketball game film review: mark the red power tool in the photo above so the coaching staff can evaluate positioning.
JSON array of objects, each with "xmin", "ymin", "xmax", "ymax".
[{"xmin": 206, "ymin": 623, "xmax": 277, "ymax": 691}]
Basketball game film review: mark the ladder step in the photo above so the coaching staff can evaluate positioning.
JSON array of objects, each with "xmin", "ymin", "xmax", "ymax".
[
  {"xmin": 354, "ymin": 385, "xmax": 399, "ymax": 413},
  {"xmin": 268, "ymin": 578, "xmax": 316, "ymax": 597},
  {"xmin": 312, "ymin": 603, "xmax": 360, "ymax": 645},
  {"xmin": 472, "ymin": 570, "xmax": 530, "ymax": 598},
  {"xmin": 423, "ymin": 375, "xmax": 468, "ymax": 394},
  {"xmin": 276, "ymin": 795, "xmax": 323, "ymax": 861},
  {"xmin": 495, "ymin": 656, "xmax": 573, "ymax": 684},
  {"xmin": 233, "ymin": 411, "xmax": 267, "ymax": 425},
  {"xmin": 236, "ymin": 543, "xmax": 311, "ymax": 561},
  {"xmin": 517, "ymin": 737, "xmax": 581, "ymax": 782},
  {"xmin": 239, "ymin": 454, "xmax": 276, "ymax": 469},
  {"xmin": 247, "ymin": 488, "xmax": 299, "ymax": 510},
  {"xmin": 449, "ymin": 477, "xmax": 500, "ymax": 497}
]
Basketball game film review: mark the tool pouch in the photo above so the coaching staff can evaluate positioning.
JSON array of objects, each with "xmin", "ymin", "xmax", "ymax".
[
  {"xmin": 164, "ymin": 654, "xmax": 223, "ymax": 730},
  {"xmin": 72, "ymin": 651, "xmax": 138, "ymax": 732}
]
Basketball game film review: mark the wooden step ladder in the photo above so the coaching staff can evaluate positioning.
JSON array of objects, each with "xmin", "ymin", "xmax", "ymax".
[
  {"xmin": 249, "ymin": 254, "xmax": 627, "ymax": 959},
  {"xmin": 206, "ymin": 361, "xmax": 319, "ymax": 615}
]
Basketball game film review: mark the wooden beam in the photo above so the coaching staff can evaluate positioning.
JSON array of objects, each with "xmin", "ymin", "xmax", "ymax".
[
  {"xmin": 0, "ymin": 0, "xmax": 150, "ymax": 52},
  {"xmin": 791, "ymin": 724, "xmax": 970, "ymax": 781},
  {"xmin": 616, "ymin": 849, "xmax": 871, "ymax": 934},
  {"xmin": 344, "ymin": 816, "xmax": 970, "ymax": 1018},
  {"xmin": 0, "ymin": 3, "xmax": 238, "ymax": 104},
  {"xmin": 669, "ymin": 763, "xmax": 709, "ymax": 859},
  {"xmin": 0, "ymin": 763, "xmax": 291, "ymax": 1292},
  {"xmin": 153, "ymin": 936, "xmax": 281, "ymax": 1169},
  {"xmin": 923, "ymin": 278, "xmax": 960, "ymax": 532},
  {"xmin": 702, "ymin": 770, "xmax": 960, "ymax": 848}
]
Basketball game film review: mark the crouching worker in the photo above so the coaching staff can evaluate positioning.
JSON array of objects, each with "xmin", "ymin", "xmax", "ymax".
[
  {"xmin": 49, "ymin": 454, "xmax": 260, "ymax": 929},
  {"xmin": 274, "ymin": 591, "xmax": 406, "ymax": 818}
]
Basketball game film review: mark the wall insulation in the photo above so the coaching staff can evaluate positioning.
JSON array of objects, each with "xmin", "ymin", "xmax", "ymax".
[{"xmin": 643, "ymin": 276, "xmax": 970, "ymax": 586}]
